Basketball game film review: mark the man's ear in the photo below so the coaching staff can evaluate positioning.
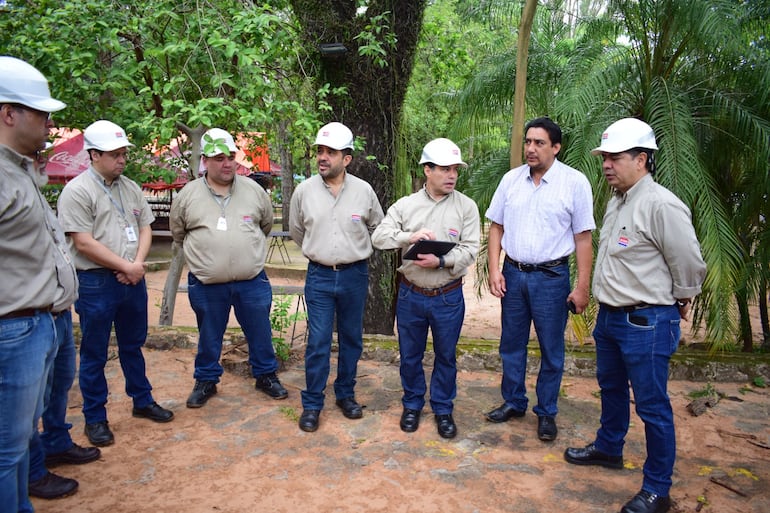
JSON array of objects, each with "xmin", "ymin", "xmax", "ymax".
[
  {"xmin": 552, "ymin": 142, "xmax": 561, "ymax": 156},
  {"xmin": 343, "ymin": 153, "xmax": 353, "ymax": 166},
  {"xmin": 636, "ymin": 151, "xmax": 648, "ymax": 169}
]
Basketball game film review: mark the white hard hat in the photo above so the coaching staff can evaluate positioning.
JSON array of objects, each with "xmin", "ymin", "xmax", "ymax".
[
  {"xmin": 201, "ymin": 128, "xmax": 238, "ymax": 157},
  {"xmin": 419, "ymin": 138, "xmax": 467, "ymax": 167},
  {"xmin": 314, "ymin": 122, "xmax": 354, "ymax": 150},
  {"xmin": 0, "ymin": 56, "xmax": 66, "ymax": 113},
  {"xmin": 83, "ymin": 120, "xmax": 134, "ymax": 151},
  {"xmin": 591, "ymin": 118, "xmax": 658, "ymax": 155}
]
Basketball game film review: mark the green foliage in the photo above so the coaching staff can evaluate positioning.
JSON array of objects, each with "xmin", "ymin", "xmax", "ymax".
[
  {"xmin": 201, "ymin": 134, "xmax": 231, "ymax": 158},
  {"xmin": 753, "ymin": 376, "xmax": 767, "ymax": 388},
  {"xmin": 0, "ymin": 0, "xmax": 322, "ymax": 183},
  {"xmin": 688, "ymin": 382, "xmax": 718, "ymax": 399},
  {"xmin": 270, "ymin": 295, "xmax": 306, "ymax": 362},
  {"xmin": 354, "ymin": 11, "xmax": 398, "ymax": 68},
  {"xmin": 40, "ymin": 184, "xmax": 63, "ymax": 209},
  {"xmin": 279, "ymin": 405, "xmax": 299, "ymax": 422},
  {"xmin": 448, "ymin": 0, "xmax": 770, "ymax": 350}
]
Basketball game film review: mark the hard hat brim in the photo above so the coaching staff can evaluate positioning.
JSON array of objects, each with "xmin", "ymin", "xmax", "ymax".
[{"xmin": 27, "ymin": 97, "xmax": 67, "ymax": 113}]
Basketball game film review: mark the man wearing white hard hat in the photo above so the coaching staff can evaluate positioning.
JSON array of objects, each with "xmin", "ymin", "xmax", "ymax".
[
  {"xmin": 485, "ymin": 117, "xmax": 595, "ymax": 442},
  {"xmin": 289, "ymin": 122, "xmax": 384, "ymax": 432},
  {"xmin": 565, "ymin": 118, "xmax": 705, "ymax": 513},
  {"xmin": 0, "ymin": 55, "xmax": 66, "ymax": 513},
  {"xmin": 372, "ymin": 138, "xmax": 479, "ymax": 438},
  {"xmin": 58, "ymin": 120, "xmax": 174, "ymax": 448},
  {"xmin": 170, "ymin": 128, "xmax": 287, "ymax": 408}
]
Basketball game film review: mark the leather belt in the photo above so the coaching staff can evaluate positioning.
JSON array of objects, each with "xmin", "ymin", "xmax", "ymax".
[
  {"xmin": 505, "ymin": 256, "xmax": 568, "ymax": 273},
  {"xmin": 0, "ymin": 305, "xmax": 53, "ymax": 320},
  {"xmin": 599, "ymin": 302, "xmax": 651, "ymax": 313},
  {"xmin": 309, "ymin": 259, "xmax": 366, "ymax": 271},
  {"xmin": 401, "ymin": 276, "xmax": 463, "ymax": 297}
]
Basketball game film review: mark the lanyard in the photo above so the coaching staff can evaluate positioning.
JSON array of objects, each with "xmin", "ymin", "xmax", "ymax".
[{"xmin": 88, "ymin": 168, "xmax": 129, "ymax": 220}]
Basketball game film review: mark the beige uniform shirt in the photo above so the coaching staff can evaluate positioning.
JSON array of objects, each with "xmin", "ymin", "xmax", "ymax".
[
  {"xmin": 372, "ymin": 188, "xmax": 480, "ymax": 289},
  {"xmin": 593, "ymin": 174, "xmax": 706, "ymax": 306},
  {"xmin": 0, "ymin": 145, "xmax": 58, "ymax": 315},
  {"xmin": 58, "ymin": 167, "xmax": 154, "ymax": 270},
  {"xmin": 289, "ymin": 172, "xmax": 383, "ymax": 265},
  {"xmin": 170, "ymin": 175, "xmax": 273, "ymax": 284},
  {"xmin": 44, "ymin": 204, "xmax": 78, "ymax": 312}
]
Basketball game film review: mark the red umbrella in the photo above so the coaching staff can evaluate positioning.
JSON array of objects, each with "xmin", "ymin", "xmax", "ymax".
[{"xmin": 46, "ymin": 130, "xmax": 89, "ymax": 185}]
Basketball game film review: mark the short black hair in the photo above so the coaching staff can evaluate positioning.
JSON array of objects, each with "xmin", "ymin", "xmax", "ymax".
[
  {"xmin": 524, "ymin": 116, "xmax": 562, "ymax": 146},
  {"xmin": 626, "ymin": 147, "xmax": 656, "ymax": 176}
]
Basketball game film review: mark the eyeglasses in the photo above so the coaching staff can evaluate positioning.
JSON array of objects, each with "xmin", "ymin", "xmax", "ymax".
[
  {"xmin": 103, "ymin": 150, "xmax": 129, "ymax": 160},
  {"xmin": 13, "ymin": 104, "xmax": 53, "ymax": 121}
]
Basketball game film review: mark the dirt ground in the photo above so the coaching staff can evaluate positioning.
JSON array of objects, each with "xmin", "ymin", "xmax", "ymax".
[{"xmin": 35, "ymin": 264, "xmax": 770, "ymax": 513}]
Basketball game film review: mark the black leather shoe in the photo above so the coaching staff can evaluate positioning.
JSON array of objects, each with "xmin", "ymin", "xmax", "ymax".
[
  {"xmin": 335, "ymin": 397, "xmax": 363, "ymax": 419},
  {"xmin": 132, "ymin": 401, "xmax": 174, "ymax": 423},
  {"xmin": 400, "ymin": 408, "xmax": 421, "ymax": 432},
  {"xmin": 45, "ymin": 443, "xmax": 101, "ymax": 466},
  {"xmin": 255, "ymin": 373, "xmax": 288, "ymax": 399},
  {"xmin": 28, "ymin": 471, "xmax": 78, "ymax": 499},
  {"xmin": 299, "ymin": 409, "xmax": 320, "ymax": 432},
  {"xmin": 84, "ymin": 421, "xmax": 114, "ymax": 447},
  {"xmin": 186, "ymin": 380, "xmax": 217, "ymax": 408},
  {"xmin": 435, "ymin": 414, "xmax": 457, "ymax": 439},
  {"xmin": 620, "ymin": 490, "xmax": 671, "ymax": 513},
  {"xmin": 564, "ymin": 443, "xmax": 623, "ymax": 469},
  {"xmin": 537, "ymin": 415, "xmax": 558, "ymax": 441},
  {"xmin": 485, "ymin": 403, "xmax": 526, "ymax": 423}
]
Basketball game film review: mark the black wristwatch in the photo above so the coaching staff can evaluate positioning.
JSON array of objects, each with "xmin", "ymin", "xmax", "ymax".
[{"xmin": 438, "ymin": 255, "xmax": 445, "ymax": 269}]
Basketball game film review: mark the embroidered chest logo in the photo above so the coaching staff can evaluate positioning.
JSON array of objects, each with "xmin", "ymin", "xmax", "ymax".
[
  {"xmin": 617, "ymin": 236, "xmax": 629, "ymax": 247},
  {"xmin": 448, "ymin": 228, "xmax": 459, "ymax": 238},
  {"xmin": 351, "ymin": 214, "xmax": 361, "ymax": 223}
]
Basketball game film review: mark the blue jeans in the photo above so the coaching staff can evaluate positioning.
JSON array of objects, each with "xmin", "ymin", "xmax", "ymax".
[
  {"xmin": 187, "ymin": 271, "xmax": 278, "ymax": 381},
  {"xmin": 301, "ymin": 261, "xmax": 368, "ymax": 410},
  {"xmin": 29, "ymin": 310, "xmax": 77, "ymax": 483},
  {"xmin": 76, "ymin": 270, "xmax": 154, "ymax": 424},
  {"xmin": 593, "ymin": 304, "xmax": 681, "ymax": 497},
  {"xmin": 0, "ymin": 311, "xmax": 56, "ymax": 513},
  {"xmin": 498, "ymin": 260, "xmax": 570, "ymax": 417},
  {"xmin": 396, "ymin": 282, "xmax": 464, "ymax": 415}
]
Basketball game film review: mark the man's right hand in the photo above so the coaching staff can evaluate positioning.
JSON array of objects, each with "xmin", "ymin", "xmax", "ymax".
[
  {"xmin": 118, "ymin": 260, "xmax": 146, "ymax": 285},
  {"xmin": 489, "ymin": 269, "xmax": 506, "ymax": 298}
]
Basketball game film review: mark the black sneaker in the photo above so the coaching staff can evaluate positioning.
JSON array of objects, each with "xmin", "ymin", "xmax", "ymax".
[
  {"xmin": 254, "ymin": 373, "xmax": 288, "ymax": 399},
  {"xmin": 28, "ymin": 471, "xmax": 78, "ymax": 499},
  {"xmin": 186, "ymin": 381, "xmax": 217, "ymax": 408}
]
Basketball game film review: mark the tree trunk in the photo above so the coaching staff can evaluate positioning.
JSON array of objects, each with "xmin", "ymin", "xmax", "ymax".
[
  {"xmin": 289, "ymin": 0, "xmax": 427, "ymax": 335},
  {"xmin": 760, "ymin": 277, "xmax": 769, "ymax": 350},
  {"xmin": 278, "ymin": 119, "xmax": 294, "ymax": 232},
  {"xmin": 509, "ymin": 0, "xmax": 538, "ymax": 168},
  {"xmin": 736, "ymin": 288, "xmax": 753, "ymax": 352},
  {"xmin": 159, "ymin": 241, "xmax": 184, "ymax": 326}
]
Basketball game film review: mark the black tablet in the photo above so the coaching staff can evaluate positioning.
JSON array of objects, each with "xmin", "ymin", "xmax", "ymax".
[{"xmin": 403, "ymin": 240, "xmax": 457, "ymax": 260}]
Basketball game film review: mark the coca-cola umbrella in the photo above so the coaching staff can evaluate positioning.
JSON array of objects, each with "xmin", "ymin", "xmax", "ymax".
[{"xmin": 45, "ymin": 130, "xmax": 90, "ymax": 185}]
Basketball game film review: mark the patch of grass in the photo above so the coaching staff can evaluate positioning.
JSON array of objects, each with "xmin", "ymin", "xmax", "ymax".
[
  {"xmin": 279, "ymin": 406, "xmax": 299, "ymax": 422},
  {"xmin": 688, "ymin": 382, "xmax": 717, "ymax": 399}
]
